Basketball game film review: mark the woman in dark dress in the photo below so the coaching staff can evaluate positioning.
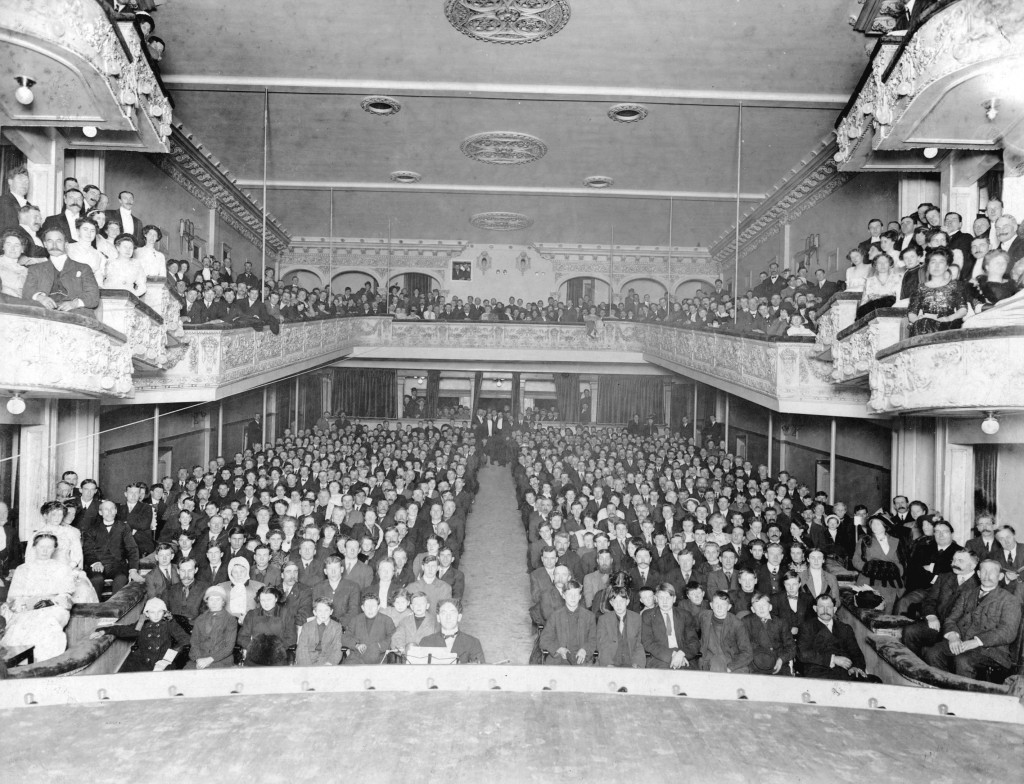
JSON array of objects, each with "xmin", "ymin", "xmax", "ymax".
[
  {"xmin": 972, "ymin": 249, "xmax": 1019, "ymax": 308},
  {"xmin": 906, "ymin": 248, "xmax": 969, "ymax": 337}
]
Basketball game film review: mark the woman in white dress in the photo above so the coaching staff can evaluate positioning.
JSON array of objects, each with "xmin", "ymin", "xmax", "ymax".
[
  {"xmin": 0, "ymin": 532, "xmax": 76, "ymax": 661},
  {"xmin": 844, "ymin": 248, "xmax": 871, "ymax": 294},
  {"xmin": 102, "ymin": 233, "xmax": 147, "ymax": 298},
  {"xmin": 0, "ymin": 230, "xmax": 28, "ymax": 298},
  {"xmin": 29, "ymin": 500, "xmax": 98, "ymax": 604},
  {"xmin": 66, "ymin": 217, "xmax": 107, "ymax": 283},
  {"xmin": 134, "ymin": 224, "xmax": 167, "ymax": 278},
  {"xmin": 88, "ymin": 210, "xmax": 119, "ymax": 263}
]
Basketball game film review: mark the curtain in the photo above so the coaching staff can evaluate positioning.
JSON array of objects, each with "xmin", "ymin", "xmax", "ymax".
[
  {"xmin": 471, "ymin": 371, "xmax": 483, "ymax": 413},
  {"xmin": 566, "ymin": 278, "xmax": 584, "ymax": 307},
  {"xmin": 405, "ymin": 273, "xmax": 433, "ymax": 303},
  {"xmin": 297, "ymin": 374, "xmax": 323, "ymax": 430},
  {"xmin": 425, "ymin": 370, "xmax": 441, "ymax": 419},
  {"xmin": 511, "ymin": 372, "xmax": 522, "ymax": 422},
  {"xmin": 974, "ymin": 444, "xmax": 998, "ymax": 515},
  {"xmin": 670, "ymin": 383, "xmax": 693, "ymax": 433},
  {"xmin": 597, "ymin": 376, "xmax": 663, "ymax": 424},
  {"xmin": 332, "ymin": 368, "xmax": 396, "ymax": 418},
  {"xmin": 554, "ymin": 373, "xmax": 580, "ymax": 422}
]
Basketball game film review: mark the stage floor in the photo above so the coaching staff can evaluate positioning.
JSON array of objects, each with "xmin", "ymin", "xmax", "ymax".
[{"xmin": 3, "ymin": 690, "xmax": 1021, "ymax": 782}]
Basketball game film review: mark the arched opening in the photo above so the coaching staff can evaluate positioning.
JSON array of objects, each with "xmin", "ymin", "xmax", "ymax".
[
  {"xmin": 279, "ymin": 268, "xmax": 323, "ymax": 292},
  {"xmin": 557, "ymin": 276, "xmax": 611, "ymax": 307},
  {"xmin": 618, "ymin": 277, "xmax": 668, "ymax": 306},
  {"xmin": 331, "ymin": 270, "xmax": 379, "ymax": 297},
  {"xmin": 674, "ymin": 278, "xmax": 713, "ymax": 301},
  {"xmin": 388, "ymin": 271, "xmax": 443, "ymax": 304}
]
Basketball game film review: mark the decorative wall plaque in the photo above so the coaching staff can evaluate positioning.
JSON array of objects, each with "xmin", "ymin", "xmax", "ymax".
[
  {"xmin": 460, "ymin": 131, "xmax": 548, "ymax": 165},
  {"xmin": 444, "ymin": 0, "xmax": 571, "ymax": 45},
  {"xmin": 470, "ymin": 212, "xmax": 534, "ymax": 231}
]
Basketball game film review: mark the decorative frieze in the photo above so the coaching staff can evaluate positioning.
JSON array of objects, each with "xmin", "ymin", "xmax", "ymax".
[
  {"xmin": 711, "ymin": 139, "xmax": 854, "ymax": 265},
  {"xmin": 152, "ymin": 125, "xmax": 291, "ymax": 257}
]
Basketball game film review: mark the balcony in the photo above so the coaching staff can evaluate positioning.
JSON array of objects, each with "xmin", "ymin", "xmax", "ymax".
[
  {"xmin": 831, "ymin": 307, "xmax": 907, "ymax": 385},
  {"xmin": 869, "ymin": 325, "xmax": 1024, "ymax": 415},
  {"xmin": 833, "ymin": 0, "xmax": 1023, "ymax": 171},
  {"xmin": 0, "ymin": 300, "xmax": 133, "ymax": 398},
  {"xmin": 0, "ymin": 0, "xmax": 172, "ymax": 151}
]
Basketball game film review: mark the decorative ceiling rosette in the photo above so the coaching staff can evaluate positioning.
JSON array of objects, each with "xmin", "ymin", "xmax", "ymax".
[
  {"xmin": 444, "ymin": 0, "xmax": 571, "ymax": 45},
  {"xmin": 460, "ymin": 131, "xmax": 548, "ymax": 165},
  {"xmin": 470, "ymin": 212, "xmax": 534, "ymax": 231}
]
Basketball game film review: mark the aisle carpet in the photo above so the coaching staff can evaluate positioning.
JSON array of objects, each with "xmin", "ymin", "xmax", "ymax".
[{"xmin": 458, "ymin": 464, "xmax": 535, "ymax": 665}]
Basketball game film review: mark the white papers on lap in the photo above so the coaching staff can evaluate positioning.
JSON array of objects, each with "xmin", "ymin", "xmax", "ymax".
[{"xmin": 405, "ymin": 646, "xmax": 458, "ymax": 665}]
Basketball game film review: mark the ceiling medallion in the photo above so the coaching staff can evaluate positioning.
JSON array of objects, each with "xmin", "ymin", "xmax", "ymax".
[
  {"xmin": 470, "ymin": 212, "xmax": 534, "ymax": 231},
  {"xmin": 460, "ymin": 131, "xmax": 547, "ymax": 165},
  {"xmin": 389, "ymin": 171, "xmax": 422, "ymax": 184},
  {"xmin": 583, "ymin": 175, "xmax": 614, "ymax": 189},
  {"xmin": 608, "ymin": 103, "xmax": 649, "ymax": 123},
  {"xmin": 444, "ymin": 0, "xmax": 571, "ymax": 45},
  {"xmin": 361, "ymin": 96, "xmax": 401, "ymax": 116}
]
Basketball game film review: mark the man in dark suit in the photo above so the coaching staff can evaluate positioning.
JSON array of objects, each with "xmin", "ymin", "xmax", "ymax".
[
  {"xmin": 641, "ymin": 583, "xmax": 700, "ymax": 669},
  {"xmin": 192, "ymin": 287, "xmax": 227, "ymax": 323},
  {"xmin": 437, "ymin": 546, "xmax": 465, "ymax": 601},
  {"xmin": 0, "ymin": 166, "xmax": 30, "ymax": 233},
  {"xmin": 538, "ymin": 580, "xmax": 596, "ymax": 665},
  {"xmin": 72, "ymin": 478, "xmax": 102, "ymax": 531},
  {"xmin": 313, "ymin": 556, "xmax": 360, "ymax": 628},
  {"xmin": 23, "ymin": 228, "xmax": 100, "ymax": 316},
  {"xmin": 291, "ymin": 539, "xmax": 326, "ymax": 588},
  {"xmin": 117, "ymin": 482, "xmax": 155, "ymax": 558},
  {"xmin": 144, "ymin": 543, "xmax": 181, "ymax": 599},
  {"xmin": 798, "ymin": 594, "xmax": 869, "ymax": 680},
  {"xmin": 235, "ymin": 261, "xmax": 260, "ymax": 291},
  {"xmin": 755, "ymin": 543, "xmax": 787, "ymax": 597},
  {"xmin": 279, "ymin": 562, "xmax": 314, "ymax": 626},
  {"xmin": 966, "ymin": 513, "xmax": 999, "ymax": 562},
  {"xmin": 40, "ymin": 188, "xmax": 85, "ymax": 243},
  {"xmin": 902, "ymin": 549, "xmax": 980, "ymax": 656},
  {"xmin": 162, "ymin": 558, "xmax": 209, "ymax": 633},
  {"xmin": 995, "ymin": 525, "xmax": 1024, "ymax": 587},
  {"xmin": 809, "ymin": 268, "xmax": 840, "ymax": 301},
  {"xmin": 83, "ymin": 500, "xmax": 141, "ymax": 596},
  {"xmin": 627, "ymin": 547, "xmax": 661, "ymax": 610},
  {"xmin": 923, "ymin": 560, "xmax": 1023, "ymax": 679},
  {"xmin": 774, "ymin": 570, "xmax": 814, "ymax": 637},
  {"xmin": 419, "ymin": 598, "xmax": 485, "ymax": 663},
  {"xmin": 13, "ymin": 204, "xmax": 51, "ymax": 259},
  {"xmin": 595, "ymin": 587, "xmax": 646, "ymax": 667},
  {"xmin": 105, "ymin": 189, "xmax": 145, "ymax": 243}
]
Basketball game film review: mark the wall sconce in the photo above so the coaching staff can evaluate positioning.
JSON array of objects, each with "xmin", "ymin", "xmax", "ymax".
[
  {"xmin": 14, "ymin": 76, "xmax": 35, "ymax": 106},
  {"xmin": 82, "ymin": 126, "xmax": 98, "ymax": 138},
  {"xmin": 6, "ymin": 393, "xmax": 26, "ymax": 416},
  {"xmin": 922, "ymin": 147, "xmax": 939, "ymax": 159},
  {"xmin": 516, "ymin": 252, "xmax": 531, "ymax": 275},
  {"xmin": 984, "ymin": 98, "xmax": 998, "ymax": 123},
  {"xmin": 981, "ymin": 411, "xmax": 999, "ymax": 435},
  {"xmin": 191, "ymin": 410, "xmax": 208, "ymax": 427},
  {"xmin": 478, "ymin": 251, "xmax": 491, "ymax": 274},
  {"xmin": 496, "ymin": 379, "xmax": 503, "ymax": 387}
]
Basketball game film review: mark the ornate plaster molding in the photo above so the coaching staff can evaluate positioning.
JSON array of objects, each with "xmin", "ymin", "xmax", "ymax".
[
  {"xmin": 460, "ymin": 132, "xmax": 548, "ymax": 165},
  {"xmin": 835, "ymin": 0, "xmax": 1024, "ymax": 167},
  {"xmin": 444, "ymin": 0, "xmax": 571, "ymax": 45},
  {"xmin": 151, "ymin": 125, "xmax": 291, "ymax": 257},
  {"xmin": 710, "ymin": 138, "xmax": 853, "ymax": 265},
  {"xmin": 470, "ymin": 212, "xmax": 534, "ymax": 231},
  {"xmin": 280, "ymin": 238, "xmax": 468, "ymax": 282}
]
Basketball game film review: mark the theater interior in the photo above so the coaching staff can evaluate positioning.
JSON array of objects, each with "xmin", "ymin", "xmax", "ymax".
[{"xmin": 1, "ymin": 0, "xmax": 1023, "ymax": 779}]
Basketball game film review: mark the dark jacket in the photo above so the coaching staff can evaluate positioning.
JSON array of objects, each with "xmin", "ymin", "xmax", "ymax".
[{"xmin": 82, "ymin": 520, "xmax": 140, "ymax": 574}]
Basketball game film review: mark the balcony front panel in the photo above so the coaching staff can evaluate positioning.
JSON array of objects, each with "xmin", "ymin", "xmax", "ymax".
[
  {"xmin": 832, "ymin": 310, "xmax": 906, "ymax": 384},
  {"xmin": 869, "ymin": 326, "xmax": 1024, "ymax": 414},
  {"xmin": 0, "ymin": 303, "xmax": 133, "ymax": 398}
]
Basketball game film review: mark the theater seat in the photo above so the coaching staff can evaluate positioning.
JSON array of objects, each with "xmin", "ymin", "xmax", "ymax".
[{"xmin": 868, "ymin": 636, "xmax": 1010, "ymax": 694}]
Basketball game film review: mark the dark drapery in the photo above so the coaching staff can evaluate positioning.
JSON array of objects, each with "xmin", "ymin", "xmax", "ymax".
[
  {"xmin": 565, "ymin": 278, "xmax": 584, "ymax": 306},
  {"xmin": 405, "ymin": 273, "xmax": 433, "ymax": 302},
  {"xmin": 332, "ymin": 368, "xmax": 396, "ymax": 418},
  {"xmin": 511, "ymin": 372, "xmax": 522, "ymax": 421},
  {"xmin": 425, "ymin": 370, "xmax": 441, "ymax": 419},
  {"xmin": 670, "ymin": 382, "xmax": 694, "ymax": 433},
  {"xmin": 974, "ymin": 444, "xmax": 998, "ymax": 515},
  {"xmin": 597, "ymin": 376, "xmax": 663, "ymax": 424},
  {"xmin": 553, "ymin": 373, "xmax": 580, "ymax": 422},
  {"xmin": 297, "ymin": 373, "xmax": 322, "ymax": 430},
  {"xmin": 472, "ymin": 371, "xmax": 483, "ymax": 413}
]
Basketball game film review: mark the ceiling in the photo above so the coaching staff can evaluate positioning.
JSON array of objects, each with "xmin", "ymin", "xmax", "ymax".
[{"xmin": 158, "ymin": 0, "xmax": 870, "ymax": 246}]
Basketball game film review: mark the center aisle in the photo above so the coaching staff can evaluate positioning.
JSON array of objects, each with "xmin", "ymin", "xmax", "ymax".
[{"xmin": 458, "ymin": 463, "xmax": 535, "ymax": 665}]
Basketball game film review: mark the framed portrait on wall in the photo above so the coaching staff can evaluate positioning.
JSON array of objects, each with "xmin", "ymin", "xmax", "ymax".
[{"xmin": 452, "ymin": 260, "xmax": 472, "ymax": 281}]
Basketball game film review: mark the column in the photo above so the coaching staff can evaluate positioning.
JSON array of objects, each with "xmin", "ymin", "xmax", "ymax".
[
  {"xmin": 5, "ymin": 127, "xmax": 67, "ymax": 213},
  {"xmin": 66, "ymin": 150, "xmax": 106, "ymax": 192},
  {"xmin": 1001, "ymin": 148, "xmax": 1024, "ymax": 216},
  {"xmin": 54, "ymin": 399, "xmax": 101, "ymax": 484},
  {"xmin": 208, "ymin": 206, "xmax": 218, "ymax": 260},
  {"xmin": 891, "ymin": 417, "xmax": 937, "ymax": 507},
  {"xmin": 18, "ymin": 399, "xmax": 58, "ymax": 542},
  {"xmin": 395, "ymin": 374, "xmax": 405, "ymax": 419},
  {"xmin": 152, "ymin": 405, "xmax": 161, "ymax": 484},
  {"xmin": 939, "ymin": 151, "xmax": 999, "ymax": 227},
  {"xmin": 898, "ymin": 173, "xmax": 941, "ymax": 219},
  {"xmin": 662, "ymin": 382, "xmax": 672, "ymax": 428},
  {"xmin": 265, "ymin": 385, "xmax": 278, "ymax": 442}
]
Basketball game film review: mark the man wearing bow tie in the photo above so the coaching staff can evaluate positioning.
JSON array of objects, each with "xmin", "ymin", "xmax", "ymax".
[{"xmin": 419, "ymin": 598, "xmax": 485, "ymax": 663}]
